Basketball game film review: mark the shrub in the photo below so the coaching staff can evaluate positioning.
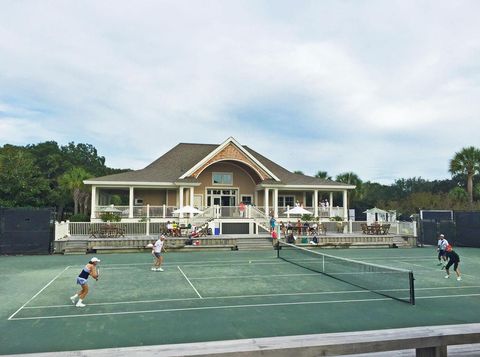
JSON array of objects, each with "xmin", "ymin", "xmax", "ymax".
[
  {"xmin": 69, "ymin": 213, "xmax": 90, "ymax": 222},
  {"xmin": 100, "ymin": 212, "xmax": 121, "ymax": 222}
]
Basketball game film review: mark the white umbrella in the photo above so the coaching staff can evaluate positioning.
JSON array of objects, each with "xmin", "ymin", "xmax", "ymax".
[
  {"xmin": 284, "ymin": 206, "xmax": 313, "ymax": 215},
  {"xmin": 101, "ymin": 204, "xmax": 122, "ymax": 213},
  {"xmin": 173, "ymin": 205, "xmax": 203, "ymax": 214}
]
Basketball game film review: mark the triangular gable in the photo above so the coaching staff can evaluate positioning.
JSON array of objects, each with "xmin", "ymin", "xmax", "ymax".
[{"xmin": 180, "ymin": 137, "xmax": 280, "ymax": 181}]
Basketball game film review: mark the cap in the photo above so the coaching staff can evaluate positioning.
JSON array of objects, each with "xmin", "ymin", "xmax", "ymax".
[
  {"xmin": 439, "ymin": 234, "xmax": 444, "ymax": 237},
  {"xmin": 90, "ymin": 257, "xmax": 101, "ymax": 263}
]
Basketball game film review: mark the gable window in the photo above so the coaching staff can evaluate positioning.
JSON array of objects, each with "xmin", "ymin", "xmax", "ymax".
[{"xmin": 212, "ymin": 172, "xmax": 233, "ymax": 185}]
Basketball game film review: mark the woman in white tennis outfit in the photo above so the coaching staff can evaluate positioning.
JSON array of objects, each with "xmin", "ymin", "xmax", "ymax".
[{"xmin": 152, "ymin": 235, "xmax": 166, "ymax": 272}]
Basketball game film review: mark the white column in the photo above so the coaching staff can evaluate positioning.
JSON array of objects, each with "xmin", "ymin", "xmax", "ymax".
[
  {"xmin": 274, "ymin": 188, "xmax": 279, "ymax": 218},
  {"xmin": 90, "ymin": 185, "xmax": 97, "ymax": 220},
  {"xmin": 179, "ymin": 187, "xmax": 184, "ymax": 219},
  {"xmin": 329, "ymin": 192, "xmax": 333, "ymax": 218},
  {"xmin": 129, "ymin": 187, "xmax": 134, "ymax": 218},
  {"xmin": 314, "ymin": 190, "xmax": 318, "ymax": 218},
  {"xmin": 189, "ymin": 187, "xmax": 194, "ymax": 218},
  {"xmin": 264, "ymin": 188, "xmax": 269, "ymax": 216},
  {"xmin": 146, "ymin": 204, "xmax": 150, "ymax": 236},
  {"xmin": 343, "ymin": 190, "xmax": 348, "ymax": 220}
]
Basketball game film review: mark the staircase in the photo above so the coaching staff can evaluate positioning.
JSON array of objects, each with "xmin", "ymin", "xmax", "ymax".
[
  {"xmin": 63, "ymin": 240, "xmax": 88, "ymax": 255},
  {"xmin": 392, "ymin": 235, "xmax": 412, "ymax": 248},
  {"xmin": 235, "ymin": 235, "xmax": 273, "ymax": 250}
]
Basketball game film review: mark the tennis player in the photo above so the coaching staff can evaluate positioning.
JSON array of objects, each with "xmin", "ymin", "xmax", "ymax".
[
  {"xmin": 70, "ymin": 257, "xmax": 100, "ymax": 307},
  {"xmin": 151, "ymin": 234, "xmax": 166, "ymax": 272},
  {"xmin": 444, "ymin": 245, "xmax": 461, "ymax": 281},
  {"xmin": 436, "ymin": 234, "xmax": 449, "ymax": 266}
]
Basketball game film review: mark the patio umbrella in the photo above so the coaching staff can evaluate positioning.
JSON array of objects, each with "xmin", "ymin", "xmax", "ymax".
[
  {"xmin": 283, "ymin": 206, "xmax": 313, "ymax": 215},
  {"xmin": 173, "ymin": 205, "xmax": 203, "ymax": 215},
  {"xmin": 101, "ymin": 205, "xmax": 122, "ymax": 213}
]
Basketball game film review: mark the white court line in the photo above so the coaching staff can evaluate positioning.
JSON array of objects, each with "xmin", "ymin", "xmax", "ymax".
[
  {"xmin": 178, "ymin": 266, "xmax": 202, "ymax": 299},
  {"xmin": 394, "ymin": 260, "xmax": 476, "ymax": 278},
  {"xmin": 9, "ymin": 297, "xmax": 392, "ymax": 321},
  {"xmin": 12, "ymin": 292, "xmax": 480, "ymax": 321},
  {"xmin": 102, "ymin": 258, "xmax": 278, "ymax": 267},
  {"xmin": 8, "ymin": 265, "xmax": 71, "ymax": 320},
  {"xmin": 19, "ymin": 285, "xmax": 480, "ymax": 310},
  {"xmin": 102, "ymin": 261, "xmax": 284, "ymax": 270}
]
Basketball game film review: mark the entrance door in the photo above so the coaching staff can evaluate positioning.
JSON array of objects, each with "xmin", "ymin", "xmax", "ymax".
[{"xmin": 207, "ymin": 189, "xmax": 237, "ymax": 207}]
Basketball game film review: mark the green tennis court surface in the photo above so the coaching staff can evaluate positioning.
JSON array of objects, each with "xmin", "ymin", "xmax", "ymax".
[{"xmin": 2, "ymin": 247, "xmax": 480, "ymax": 355}]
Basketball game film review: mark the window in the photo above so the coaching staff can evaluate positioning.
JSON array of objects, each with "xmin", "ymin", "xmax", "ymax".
[
  {"xmin": 241, "ymin": 195, "xmax": 253, "ymax": 205},
  {"xmin": 212, "ymin": 172, "xmax": 232, "ymax": 185},
  {"xmin": 279, "ymin": 195, "xmax": 295, "ymax": 207}
]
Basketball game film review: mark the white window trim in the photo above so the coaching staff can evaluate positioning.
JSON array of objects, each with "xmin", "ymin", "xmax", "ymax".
[{"xmin": 212, "ymin": 172, "xmax": 233, "ymax": 186}]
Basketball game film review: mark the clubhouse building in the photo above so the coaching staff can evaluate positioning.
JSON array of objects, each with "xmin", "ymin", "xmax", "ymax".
[{"xmin": 84, "ymin": 137, "xmax": 355, "ymax": 233}]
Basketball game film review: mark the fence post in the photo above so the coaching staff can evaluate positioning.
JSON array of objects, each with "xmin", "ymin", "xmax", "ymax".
[
  {"xmin": 396, "ymin": 221, "xmax": 400, "ymax": 234},
  {"xmin": 163, "ymin": 204, "xmax": 166, "ymax": 218}
]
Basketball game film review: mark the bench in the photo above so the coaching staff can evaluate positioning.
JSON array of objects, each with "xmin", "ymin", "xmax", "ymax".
[
  {"xmin": 89, "ymin": 226, "xmax": 126, "ymax": 238},
  {"xmin": 90, "ymin": 323, "xmax": 480, "ymax": 356},
  {"xmin": 186, "ymin": 244, "xmax": 238, "ymax": 251}
]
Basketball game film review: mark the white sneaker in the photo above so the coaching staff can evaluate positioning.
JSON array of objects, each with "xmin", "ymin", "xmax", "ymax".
[
  {"xmin": 151, "ymin": 267, "xmax": 156, "ymax": 271},
  {"xmin": 457, "ymin": 277, "xmax": 462, "ymax": 281},
  {"xmin": 158, "ymin": 267, "xmax": 164, "ymax": 272},
  {"xmin": 70, "ymin": 296, "xmax": 76, "ymax": 304},
  {"xmin": 444, "ymin": 275, "xmax": 450, "ymax": 279},
  {"xmin": 76, "ymin": 302, "xmax": 86, "ymax": 307}
]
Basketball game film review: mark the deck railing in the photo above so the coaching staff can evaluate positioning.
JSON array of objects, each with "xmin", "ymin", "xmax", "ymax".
[
  {"xmin": 93, "ymin": 205, "xmax": 347, "ymax": 220},
  {"xmin": 60, "ymin": 219, "xmax": 416, "ymax": 239}
]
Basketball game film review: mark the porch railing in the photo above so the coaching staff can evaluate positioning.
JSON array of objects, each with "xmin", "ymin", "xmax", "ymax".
[
  {"xmin": 58, "ymin": 220, "xmax": 416, "ymax": 239},
  {"xmin": 94, "ymin": 205, "xmax": 346, "ymax": 220}
]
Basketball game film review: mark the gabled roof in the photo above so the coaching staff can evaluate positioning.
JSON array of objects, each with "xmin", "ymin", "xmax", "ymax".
[{"xmin": 84, "ymin": 138, "xmax": 354, "ymax": 189}]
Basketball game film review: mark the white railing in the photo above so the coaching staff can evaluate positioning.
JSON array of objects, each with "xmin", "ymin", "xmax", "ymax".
[
  {"xmin": 60, "ymin": 219, "xmax": 416, "ymax": 238},
  {"xmin": 94, "ymin": 204, "xmax": 347, "ymax": 220},
  {"xmin": 248, "ymin": 206, "xmax": 271, "ymax": 232},
  {"xmin": 54, "ymin": 221, "xmax": 70, "ymax": 240},
  {"xmin": 271, "ymin": 206, "xmax": 344, "ymax": 219}
]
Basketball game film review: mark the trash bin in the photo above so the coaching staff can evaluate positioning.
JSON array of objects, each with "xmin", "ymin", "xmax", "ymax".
[{"xmin": 214, "ymin": 228, "xmax": 220, "ymax": 235}]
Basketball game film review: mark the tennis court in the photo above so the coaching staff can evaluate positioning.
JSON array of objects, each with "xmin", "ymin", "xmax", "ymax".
[{"xmin": 2, "ymin": 245, "xmax": 480, "ymax": 355}]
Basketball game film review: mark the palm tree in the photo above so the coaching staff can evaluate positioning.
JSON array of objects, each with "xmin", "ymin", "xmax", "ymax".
[
  {"xmin": 336, "ymin": 172, "xmax": 363, "ymax": 207},
  {"xmin": 449, "ymin": 146, "xmax": 480, "ymax": 204},
  {"xmin": 315, "ymin": 171, "xmax": 332, "ymax": 180},
  {"xmin": 59, "ymin": 167, "xmax": 92, "ymax": 214}
]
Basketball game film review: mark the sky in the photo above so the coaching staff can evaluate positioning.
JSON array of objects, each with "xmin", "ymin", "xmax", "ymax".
[{"xmin": 1, "ymin": 0, "xmax": 479, "ymax": 184}]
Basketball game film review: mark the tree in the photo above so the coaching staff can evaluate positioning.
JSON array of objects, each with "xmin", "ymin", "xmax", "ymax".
[
  {"xmin": 293, "ymin": 170, "xmax": 304, "ymax": 175},
  {"xmin": 58, "ymin": 167, "xmax": 92, "ymax": 215},
  {"xmin": 0, "ymin": 146, "xmax": 50, "ymax": 207},
  {"xmin": 315, "ymin": 171, "xmax": 332, "ymax": 180},
  {"xmin": 449, "ymin": 146, "xmax": 480, "ymax": 203},
  {"xmin": 336, "ymin": 172, "xmax": 363, "ymax": 207}
]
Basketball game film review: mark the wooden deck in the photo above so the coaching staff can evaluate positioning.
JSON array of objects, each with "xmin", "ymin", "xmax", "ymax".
[{"xmin": 53, "ymin": 233, "xmax": 416, "ymax": 255}]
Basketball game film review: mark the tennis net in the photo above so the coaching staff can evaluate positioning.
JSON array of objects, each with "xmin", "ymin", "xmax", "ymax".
[{"xmin": 277, "ymin": 241, "xmax": 415, "ymax": 304}]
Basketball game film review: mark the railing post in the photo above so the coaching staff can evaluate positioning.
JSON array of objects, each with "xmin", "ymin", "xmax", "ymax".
[
  {"xmin": 163, "ymin": 204, "xmax": 166, "ymax": 218},
  {"xmin": 146, "ymin": 205, "xmax": 150, "ymax": 236}
]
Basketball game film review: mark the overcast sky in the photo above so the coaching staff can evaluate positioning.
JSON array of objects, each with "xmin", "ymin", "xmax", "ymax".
[{"xmin": 1, "ymin": 1, "xmax": 479, "ymax": 184}]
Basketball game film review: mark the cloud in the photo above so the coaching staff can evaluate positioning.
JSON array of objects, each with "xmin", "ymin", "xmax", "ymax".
[{"xmin": 1, "ymin": 1, "xmax": 480, "ymax": 184}]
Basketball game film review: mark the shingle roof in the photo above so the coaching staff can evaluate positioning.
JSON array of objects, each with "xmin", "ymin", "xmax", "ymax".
[{"xmin": 87, "ymin": 142, "xmax": 351, "ymax": 188}]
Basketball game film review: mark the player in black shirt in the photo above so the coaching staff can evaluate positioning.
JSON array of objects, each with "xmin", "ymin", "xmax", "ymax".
[{"xmin": 444, "ymin": 245, "xmax": 461, "ymax": 281}]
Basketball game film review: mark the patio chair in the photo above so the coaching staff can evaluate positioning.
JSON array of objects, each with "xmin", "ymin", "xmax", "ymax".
[{"xmin": 381, "ymin": 224, "xmax": 391, "ymax": 234}]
